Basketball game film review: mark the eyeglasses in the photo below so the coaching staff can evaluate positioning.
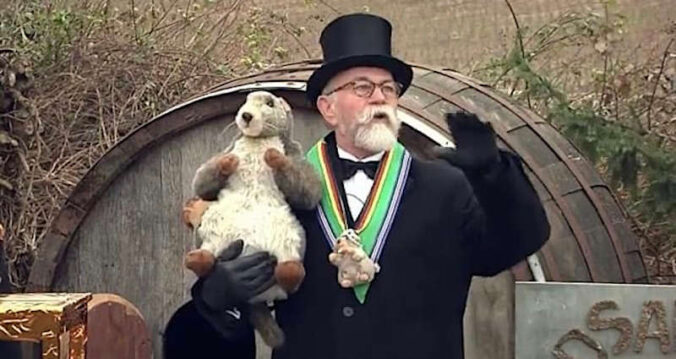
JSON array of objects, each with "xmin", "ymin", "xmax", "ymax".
[{"xmin": 323, "ymin": 79, "xmax": 403, "ymax": 99}]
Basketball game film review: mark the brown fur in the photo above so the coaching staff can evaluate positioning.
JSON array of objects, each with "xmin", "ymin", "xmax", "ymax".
[
  {"xmin": 274, "ymin": 261, "xmax": 305, "ymax": 293},
  {"xmin": 249, "ymin": 303, "xmax": 285, "ymax": 348},
  {"xmin": 181, "ymin": 197, "xmax": 210, "ymax": 229},
  {"xmin": 184, "ymin": 249, "xmax": 216, "ymax": 278}
]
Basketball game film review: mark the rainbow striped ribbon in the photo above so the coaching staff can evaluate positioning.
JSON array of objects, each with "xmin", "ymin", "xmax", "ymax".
[{"xmin": 306, "ymin": 139, "xmax": 411, "ymax": 303}]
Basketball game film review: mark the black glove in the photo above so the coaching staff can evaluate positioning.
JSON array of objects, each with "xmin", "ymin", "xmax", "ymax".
[
  {"xmin": 435, "ymin": 112, "xmax": 501, "ymax": 175},
  {"xmin": 195, "ymin": 240, "xmax": 277, "ymax": 311}
]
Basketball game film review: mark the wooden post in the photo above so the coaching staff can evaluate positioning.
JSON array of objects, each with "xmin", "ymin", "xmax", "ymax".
[{"xmin": 86, "ymin": 294, "xmax": 151, "ymax": 359}]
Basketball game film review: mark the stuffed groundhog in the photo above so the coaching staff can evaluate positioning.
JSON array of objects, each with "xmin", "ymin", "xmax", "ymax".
[
  {"xmin": 181, "ymin": 91, "xmax": 321, "ymax": 348},
  {"xmin": 328, "ymin": 229, "xmax": 380, "ymax": 288}
]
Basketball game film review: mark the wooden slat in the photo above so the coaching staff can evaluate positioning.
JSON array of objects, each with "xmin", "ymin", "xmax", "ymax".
[
  {"xmin": 414, "ymin": 71, "xmax": 469, "ymax": 96},
  {"xmin": 540, "ymin": 201, "xmax": 591, "ymax": 281},
  {"xmin": 420, "ymin": 98, "xmax": 463, "ymax": 122},
  {"xmin": 400, "ymin": 85, "xmax": 442, "ymax": 109},
  {"xmin": 508, "ymin": 126, "xmax": 560, "ymax": 168}
]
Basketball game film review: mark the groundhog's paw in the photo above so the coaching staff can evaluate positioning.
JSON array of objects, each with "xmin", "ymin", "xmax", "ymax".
[{"xmin": 217, "ymin": 154, "xmax": 239, "ymax": 177}]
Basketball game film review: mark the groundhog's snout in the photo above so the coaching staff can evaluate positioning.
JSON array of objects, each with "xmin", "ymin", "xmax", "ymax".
[{"xmin": 241, "ymin": 112, "xmax": 253, "ymax": 124}]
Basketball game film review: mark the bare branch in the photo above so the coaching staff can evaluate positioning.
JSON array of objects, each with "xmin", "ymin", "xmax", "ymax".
[
  {"xmin": 316, "ymin": 0, "xmax": 340, "ymax": 15},
  {"xmin": 503, "ymin": 0, "xmax": 532, "ymax": 108},
  {"xmin": 646, "ymin": 38, "xmax": 674, "ymax": 131}
]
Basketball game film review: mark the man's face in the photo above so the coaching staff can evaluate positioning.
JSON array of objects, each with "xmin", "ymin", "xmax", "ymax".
[{"xmin": 317, "ymin": 67, "xmax": 401, "ymax": 154}]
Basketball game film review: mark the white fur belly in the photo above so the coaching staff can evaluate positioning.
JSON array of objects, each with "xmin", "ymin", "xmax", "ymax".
[
  {"xmin": 198, "ymin": 197, "xmax": 305, "ymax": 262},
  {"xmin": 197, "ymin": 137, "xmax": 305, "ymax": 263}
]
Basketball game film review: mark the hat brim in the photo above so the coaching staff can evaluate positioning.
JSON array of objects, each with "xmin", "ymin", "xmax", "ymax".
[{"xmin": 306, "ymin": 55, "xmax": 413, "ymax": 106}]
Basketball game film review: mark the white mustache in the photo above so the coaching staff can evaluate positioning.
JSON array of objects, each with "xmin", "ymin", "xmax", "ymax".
[{"xmin": 357, "ymin": 105, "xmax": 398, "ymax": 127}]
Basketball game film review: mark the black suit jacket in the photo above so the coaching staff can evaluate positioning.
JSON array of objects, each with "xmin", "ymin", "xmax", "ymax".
[
  {"xmin": 164, "ymin": 143, "xmax": 550, "ymax": 359},
  {"xmin": 273, "ymin": 148, "xmax": 549, "ymax": 359}
]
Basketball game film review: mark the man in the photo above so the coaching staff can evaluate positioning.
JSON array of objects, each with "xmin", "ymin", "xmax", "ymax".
[{"xmin": 164, "ymin": 13, "xmax": 549, "ymax": 359}]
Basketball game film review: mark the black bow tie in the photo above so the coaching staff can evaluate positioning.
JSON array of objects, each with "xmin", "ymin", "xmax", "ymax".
[{"xmin": 340, "ymin": 158, "xmax": 379, "ymax": 179}]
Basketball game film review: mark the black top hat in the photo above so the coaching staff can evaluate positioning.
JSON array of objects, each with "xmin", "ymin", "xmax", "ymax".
[{"xmin": 306, "ymin": 13, "xmax": 413, "ymax": 105}]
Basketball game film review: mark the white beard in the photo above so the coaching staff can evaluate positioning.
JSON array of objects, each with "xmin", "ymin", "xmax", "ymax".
[{"xmin": 352, "ymin": 105, "xmax": 400, "ymax": 153}]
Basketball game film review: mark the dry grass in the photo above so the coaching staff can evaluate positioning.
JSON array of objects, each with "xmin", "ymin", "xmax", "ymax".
[{"xmin": 0, "ymin": 0, "xmax": 313, "ymax": 288}]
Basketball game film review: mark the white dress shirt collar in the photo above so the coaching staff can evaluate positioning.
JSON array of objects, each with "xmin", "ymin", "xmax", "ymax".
[
  {"xmin": 335, "ymin": 145, "xmax": 383, "ymax": 220},
  {"xmin": 336, "ymin": 146, "xmax": 385, "ymax": 163}
]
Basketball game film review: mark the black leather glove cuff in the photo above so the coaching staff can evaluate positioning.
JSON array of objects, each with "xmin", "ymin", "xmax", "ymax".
[
  {"xmin": 463, "ymin": 150, "xmax": 504, "ymax": 181},
  {"xmin": 434, "ymin": 145, "xmax": 502, "ymax": 178},
  {"xmin": 466, "ymin": 151, "xmax": 533, "ymax": 201},
  {"xmin": 191, "ymin": 279, "xmax": 249, "ymax": 340}
]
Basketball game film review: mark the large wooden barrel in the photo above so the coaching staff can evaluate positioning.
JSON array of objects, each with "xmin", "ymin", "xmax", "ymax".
[{"xmin": 27, "ymin": 61, "xmax": 646, "ymax": 358}]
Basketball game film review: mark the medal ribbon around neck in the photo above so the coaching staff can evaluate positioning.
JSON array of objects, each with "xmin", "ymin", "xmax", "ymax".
[{"xmin": 306, "ymin": 139, "xmax": 411, "ymax": 303}]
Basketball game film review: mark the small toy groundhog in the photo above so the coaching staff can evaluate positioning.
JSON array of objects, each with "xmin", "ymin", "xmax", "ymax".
[
  {"xmin": 181, "ymin": 91, "xmax": 322, "ymax": 348},
  {"xmin": 328, "ymin": 229, "xmax": 380, "ymax": 288}
]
